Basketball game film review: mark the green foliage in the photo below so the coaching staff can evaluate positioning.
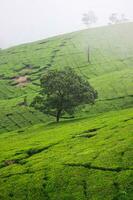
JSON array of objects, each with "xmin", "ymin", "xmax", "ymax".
[
  {"xmin": 31, "ymin": 68, "xmax": 97, "ymax": 122},
  {"xmin": 0, "ymin": 108, "xmax": 133, "ymax": 200}
]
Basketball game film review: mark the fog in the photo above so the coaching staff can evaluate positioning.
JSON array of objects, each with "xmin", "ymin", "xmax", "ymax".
[{"xmin": 0, "ymin": 0, "xmax": 132, "ymax": 48}]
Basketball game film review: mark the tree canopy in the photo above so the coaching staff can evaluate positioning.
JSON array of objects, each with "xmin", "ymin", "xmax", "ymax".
[
  {"xmin": 108, "ymin": 13, "xmax": 129, "ymax": 24},
  {"xmin": 31, "ymin": 68, "xmax": 98, "ymax": 122},
  {"xmin": 82, "ymin": 11, "xmax": 98, "ymax": 27}
]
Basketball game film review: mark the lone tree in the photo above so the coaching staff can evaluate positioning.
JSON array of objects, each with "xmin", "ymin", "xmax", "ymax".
[
  {"xmin": 82, "ymin": 11, "xmax": 98, "ymax": 27},
  {"xmin": 109, "ymin": 13, "xmax": 119, "ymax": 24},
  {"xmin": 31, "ymin": 68, "xmax": 98, "ymax": 122},
  {"xmin": 82, "ymin": 11, "xmax": 97, "ymax": 63}
]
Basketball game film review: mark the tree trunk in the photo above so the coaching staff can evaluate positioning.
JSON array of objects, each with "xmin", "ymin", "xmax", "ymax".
[
  {"xmin": 88, "ymin": 46, "xmax": 90, "ymax": 63},
  {"xmin": 56, "ymin": 110, "xmax": 62, "ymax": 123}
]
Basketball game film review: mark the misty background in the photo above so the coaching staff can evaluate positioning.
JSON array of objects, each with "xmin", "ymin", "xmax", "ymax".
[{"xmin": 0, "ymin": 0, "xmax": 132, "ymax": 49}]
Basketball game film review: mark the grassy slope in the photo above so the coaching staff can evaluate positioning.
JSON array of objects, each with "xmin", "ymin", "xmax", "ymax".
[
  {"xmin": 0, "ymin": 108, "xmax": 133, "ymax": 200},
  {"xmin": 0, "ymin": 22, "xmax": 133, "ymax": 199},
  {"xmin": 0, "ymin": 22, "xmax": 133, "ymax": 132}
]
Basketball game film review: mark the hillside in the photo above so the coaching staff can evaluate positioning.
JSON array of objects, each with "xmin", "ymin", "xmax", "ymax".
[
  {"xmin": 0, "ymin": 22, "xmax": 133, "ymax": 133},
  {"xmin": 0, "ymin": 23, "xmax": 133, "ymax": 200}
]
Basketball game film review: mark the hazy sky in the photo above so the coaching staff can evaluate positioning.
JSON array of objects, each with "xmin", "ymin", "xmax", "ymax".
[{"xmin": 0, "ymin": 0, "xmax": 132, "ymax": 48}]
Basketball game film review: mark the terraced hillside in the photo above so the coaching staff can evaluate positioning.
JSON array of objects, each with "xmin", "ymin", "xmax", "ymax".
[
  {"xmin": 0, "ymin": 108, "xmax": 133, "ymax": 200},
  {"xmin": 0, "ymin": 22, "xmax": 133, "ymax": 133},
  {"xmin": 0, "ymin": 22, "xmax": 133, "ymax": 200}
]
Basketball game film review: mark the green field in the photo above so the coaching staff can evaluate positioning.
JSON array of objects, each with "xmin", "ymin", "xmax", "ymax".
[{"xmin": 0, "ymin": 22, "xmax": 133, "ymax": 199}]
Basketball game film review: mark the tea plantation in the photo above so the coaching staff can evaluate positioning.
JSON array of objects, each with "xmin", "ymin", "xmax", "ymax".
[{"xmin": 0, "ymin": 22, "xmax": 133, "ymax": 199}]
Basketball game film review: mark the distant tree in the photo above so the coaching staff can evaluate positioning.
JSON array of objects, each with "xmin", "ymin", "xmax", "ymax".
[
  {"xmin": 82, "ymin": 11, "xmax": 97, "ymax": 63},
  {"xmin": 82, "ymin": 11, "xmax": 98, "ymax": 27},
  {"xmin": 109, "ymin": 13, "xmax": 119, "ymax": 24},
  {"xmin": 31, "ymin": 68, "xmax": 98, "ymax": 123},
  {"xmin": 120, "ymin": 14, "xmax": 129, "ymax": 23},
  {"xmin": 109, "ymin": 13, "xmax": 129, "ymax": 24}
]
